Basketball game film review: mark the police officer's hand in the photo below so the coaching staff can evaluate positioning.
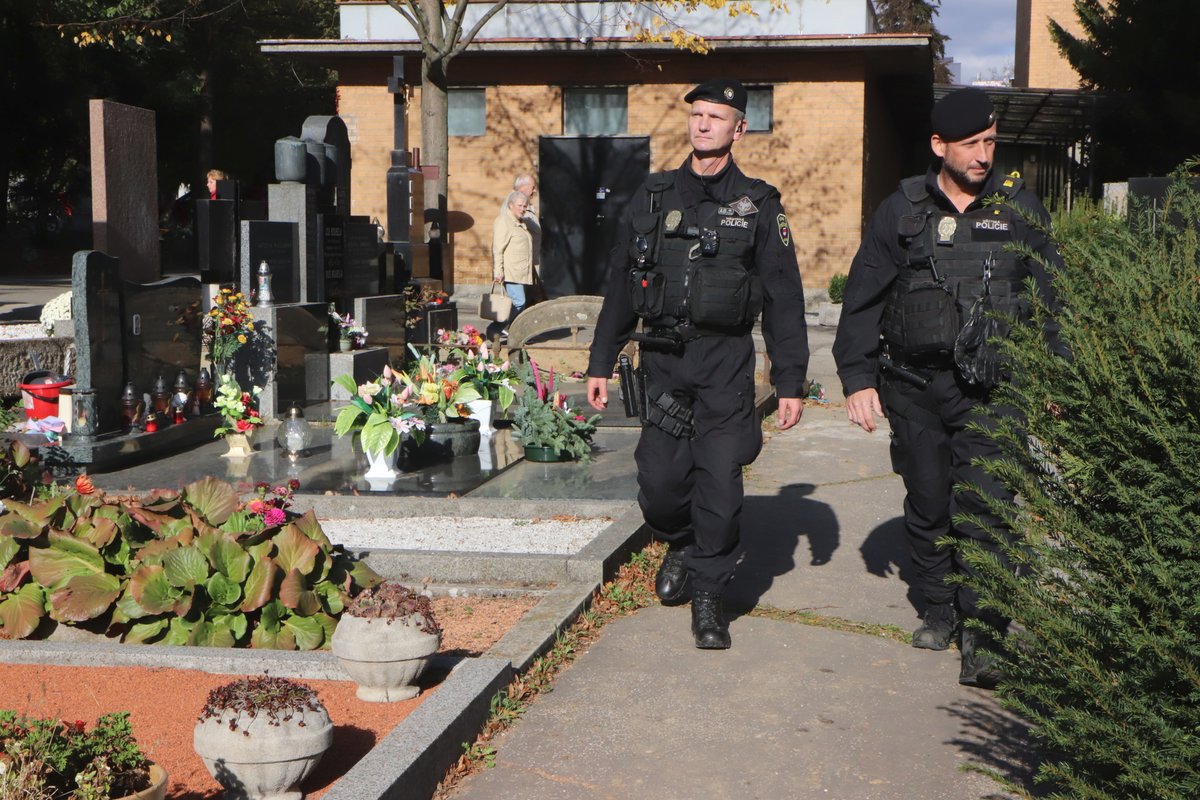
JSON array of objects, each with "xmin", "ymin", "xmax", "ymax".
[
  {"xmin": 587, "ymin": 377, "xmax": 608, "ymax": 411},
  {"xmin": 846, "ymin": 388, "xmax": 885, "ymax": 433},
  {"xmin": 776, "ymin": 397, "xmax": 803, "ymax": 430}
]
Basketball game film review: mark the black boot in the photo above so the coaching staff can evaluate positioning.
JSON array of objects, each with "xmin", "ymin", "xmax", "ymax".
[
  {"xmin": 959, "ymin": 626, "xmax": 1004, "ymax": 689},
  {"xmin": 691, "ymin": 591, "xmax": 731, "ymax": 649},
  {"xmin": 912, "ymin": 602, "xmax": 958, "ymax": 651},
  {"xmin": 655, "ymin": 547, "xmax": 690, "ymax": 605}
]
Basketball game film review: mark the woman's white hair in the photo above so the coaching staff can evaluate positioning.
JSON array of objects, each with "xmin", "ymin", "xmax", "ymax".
[{"xmin": 504, "ymin": 190, "xmax": 530, "ymax": 214}]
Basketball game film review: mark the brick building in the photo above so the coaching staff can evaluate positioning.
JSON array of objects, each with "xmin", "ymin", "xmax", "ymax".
[
  {"xmin": 265, "ymin": 0, "xmax": 935, "ymax": 296},
  {"xmin": 1015, "ymin": 0, "xmax": 1087, "ymax": 90}
]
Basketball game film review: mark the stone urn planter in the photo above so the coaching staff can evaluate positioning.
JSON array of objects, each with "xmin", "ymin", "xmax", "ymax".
[
  {"xmin": 332, "ymin": 582, "xmax": 442, "ymax": 702},
  {"xmin": 404, "ymin": 418, "xmax": 482, "ymax": 463},
  {"xmin": 193, "ymin": 675, "xmax": 333, "ymax": 800},
  {"xmin": 222, "ymin": 431, "xmax": 255, "ymax": 458}
]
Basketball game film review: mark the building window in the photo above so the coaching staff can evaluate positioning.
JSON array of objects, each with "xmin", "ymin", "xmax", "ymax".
[
  {"xmin": 745, "ymin": 87, "xmax": 773, "ymax": 133},
  {"xmin": 563, "ymin": 87, "xmax": 628, "ymax": 135},
  {"xmin": 448, "ymin": 88, "xmax": 486, "ymax": 136}
]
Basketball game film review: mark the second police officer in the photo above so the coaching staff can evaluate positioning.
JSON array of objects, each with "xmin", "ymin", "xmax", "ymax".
[
  {"xmin": 587, "ymin": 79, "xmax": 809, "ymax": 650},
  {"xmin": 833, "ymin": 87, "xmax": 1067, "ymax": 687}
]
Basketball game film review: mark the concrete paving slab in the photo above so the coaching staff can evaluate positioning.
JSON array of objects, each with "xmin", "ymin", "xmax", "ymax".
[{"xmin": 446, "ymin": 607, "xmax": 1031, "ymax": 800}]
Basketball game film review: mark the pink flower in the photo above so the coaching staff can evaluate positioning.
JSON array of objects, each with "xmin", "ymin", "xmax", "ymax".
[{"xmin": 263, "ymin": 507, "xmax": 287, "ymax": 527}]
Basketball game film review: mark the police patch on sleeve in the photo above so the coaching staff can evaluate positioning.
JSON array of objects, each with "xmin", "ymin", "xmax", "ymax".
[{"xmin": 776, "ymin": 214, "xmax": 791, "ymax": 248}]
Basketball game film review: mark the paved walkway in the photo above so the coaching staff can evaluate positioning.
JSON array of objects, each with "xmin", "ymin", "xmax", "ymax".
[{"xmin": 444, "ymin": 322, "xmax": 1032, "ymax": 800}]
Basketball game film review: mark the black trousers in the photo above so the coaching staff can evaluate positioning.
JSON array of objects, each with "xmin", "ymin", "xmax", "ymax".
[
  {"xmin": 635, "ymin": 335, "xmax": 761, "ymax": 594},
  {"xmin": 881, "ymin": 368, "xmax": 1014, "ymax": 626}
]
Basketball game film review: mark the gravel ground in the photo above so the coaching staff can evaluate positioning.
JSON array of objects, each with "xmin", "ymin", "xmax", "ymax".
[{"xmin": 318, "ymin": 515, "xmax": 612, "ymax": 554}]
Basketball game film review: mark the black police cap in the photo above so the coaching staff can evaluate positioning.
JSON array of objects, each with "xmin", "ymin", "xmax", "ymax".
[
  {"xmin": 684, "ymin": 79, "xmax": 748, "ymax": 114},
  {"xmin": 930, "ymin": 87, "xmax": 997, "ymax": 141}
]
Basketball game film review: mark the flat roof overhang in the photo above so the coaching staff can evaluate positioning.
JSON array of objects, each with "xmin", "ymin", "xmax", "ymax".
[{"xmin": 934, "ymin": 84, "xmax": 1099, "ymax": 146}]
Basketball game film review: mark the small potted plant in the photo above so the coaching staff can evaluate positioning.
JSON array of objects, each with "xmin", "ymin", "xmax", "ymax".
[
  {"xmin": 333, "ymin": 312, "xmax": 369, "ymax": 351},
  {"xmin": 511, "ymin": 357, "xmax": 601, "ymax": 462},
  {"xmin": 0, "ymin": 711, "xmax": 167, "ymax": 800},
  {"xmin": 333, "ymin": 365, "xmax": 428, "ymax": 481},
  {"xmin": 331, "ymin": 581, "xmax": 442, "ymax": 702},
  {"xmin": 193, "ymin": 674, "xmax": 332, "ymax": 800},
  {"xmin": 819, "ymin": 272, "xmax": 847, "ymax": 327},
  {"xmin": 212, "ymin": 373, "xmax": 264, "ymax": 458}
]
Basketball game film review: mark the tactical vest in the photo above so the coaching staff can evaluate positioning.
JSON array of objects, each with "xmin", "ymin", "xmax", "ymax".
[
  {"xmin": 882, "ymin": 172, "xmax": 1031, "ymax": 362},
  {"xmin": 627, "ymin": 170, "xmax": 768, "ymax": 333}
]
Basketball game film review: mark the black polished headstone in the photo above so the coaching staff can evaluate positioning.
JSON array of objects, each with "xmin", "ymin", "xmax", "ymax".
[
  {"xmin": 407, "ymin": 301, "xmax": 457, "ymax": 346},
  {"xmin": 71, "ymin": 251, "xmax": 125, "ymax": 436},
  {"xmin": 319, "ymin": 213, "xmax": 344, "ymax": 305},
  {"xmin": 195, "ymin": 199, "xmax": 236, "ymax": 284},
  {"xmin": 120, "ymin": 275, "xmax": 204, "ymax": 399},
  {"xmin": 354, "ymin": 294, "xmax": 407, "ymax": 366},
  {"xmin": 241, "ymin": 220, "xmax": 300, "ymax": 304},
  {"xmin": 341, "ymin": 219, "xmax": 384, "ymax": 303}
]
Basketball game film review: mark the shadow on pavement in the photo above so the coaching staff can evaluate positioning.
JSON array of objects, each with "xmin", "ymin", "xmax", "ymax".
[
  {"xmin": 860, "ymin": 514, "xmax": 924, "ymax": 615},
  {"xmin": 942, "ymin": 697, "xmax": 1044, "ymax": 799},
  {"xmin": 728, "ymin": 482, "xmax": 837, "ymax": 611}
]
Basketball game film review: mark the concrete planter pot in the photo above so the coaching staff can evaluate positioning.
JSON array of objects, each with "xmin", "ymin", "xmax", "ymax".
[
  {"xmin": 193, "ymin": 705, "xmax": 332, "ymax": 800},
  {"xmin": 331, "ymin": 613, "xmax": 441, "ymax": 702},
  {"xmin": 817, "ymin": 302, "xmax": 842, "ymax": 328}
]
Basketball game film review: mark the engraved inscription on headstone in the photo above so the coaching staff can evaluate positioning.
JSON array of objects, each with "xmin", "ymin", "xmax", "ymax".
[
  {"xmin": 341, "ymin": 220, "xmax": 383, "ymax": 303},
  {"xmin": 320, "ymin": 214, "xmax": 345, "ymax": 304}
]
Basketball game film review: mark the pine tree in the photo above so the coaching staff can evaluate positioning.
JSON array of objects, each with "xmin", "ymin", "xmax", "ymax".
[{"xmin": 959, "ymin": 164, "xmax": 1200, "ymax": 799}]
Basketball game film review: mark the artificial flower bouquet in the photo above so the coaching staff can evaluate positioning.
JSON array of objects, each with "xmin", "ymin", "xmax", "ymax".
[
  {"xmin": 333, "ymin": 366, "xmax": 428, "ymax": 457},
  {"xmin": 204, "ymin": 287, "xmax": 255, "ymax": 366},
  {"xmin": 396, "ymin": 346, "xmax": 483, "ymax": 426},
  {"xmin": 212, "ymin": 374, "xmax": 264, "ymax": 438},
  {"xmin": 434, "ymin": 325, "xmax": 517, "ymax": 411}
]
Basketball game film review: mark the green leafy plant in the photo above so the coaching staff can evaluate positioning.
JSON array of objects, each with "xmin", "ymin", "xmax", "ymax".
[
  {"xmin": 511, "ymin": 358, "xmax": 600, "ymax": 461},
  {"xmin": 959, "ymin": 166, "xmax": 1200, "ymax": 799},
  {"xmin": 344, "ymin": 581, "xmax": 441, "ymax": 635},
  {"xmin": 332, "ymin": 366, "xmax": 428, "ymax": 457},
  {"xmin": 0, "ymin": 476, "xmax": 381, "ymax": 649},
  {"xmin": 0, "ymin": 440, "xmax": 42, "ymax": 503},
  {"xmin": 827, "ymin": 272, "xmax": 848, "ymax": 304},
  {"xmin": 198, "ymin": 675, "xmax": 325, "ymax": 733},
  {"xmin": 0, "ymin": 711, "xmax": 152, "ymax": 799}
]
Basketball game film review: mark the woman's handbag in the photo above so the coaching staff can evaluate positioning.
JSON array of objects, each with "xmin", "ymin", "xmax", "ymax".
[{"xmin": 480, "ymin": 281, "xmax": 513, "ymax": 322}]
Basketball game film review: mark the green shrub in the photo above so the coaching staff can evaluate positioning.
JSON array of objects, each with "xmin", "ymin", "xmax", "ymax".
[
  {"xmin": 0, "ymin": 477, "xmax": 380, "ymax": 648},
  {"xmin": 959, "ymin": 166, "xmax": 1200, "ymax": 799},
  {"xmin": 827, "ymin": 273, "xmax": 848, "ymax": 304}
]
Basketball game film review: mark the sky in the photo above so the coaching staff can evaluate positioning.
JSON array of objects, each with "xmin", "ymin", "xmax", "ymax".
[{"xmin": 936, "ymin": 0, "xmax": 1018, "ymax": 83}]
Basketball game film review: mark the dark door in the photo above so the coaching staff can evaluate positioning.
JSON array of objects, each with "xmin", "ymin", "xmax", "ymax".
[{"xmin": 538, "ymin": 136, "xmax": 650, "ymax": 297}]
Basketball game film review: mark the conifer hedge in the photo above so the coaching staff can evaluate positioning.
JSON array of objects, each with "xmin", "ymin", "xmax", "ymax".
[{"xmin": 959, "ymin": 166, "xmax": 1200, "ymax": 799}]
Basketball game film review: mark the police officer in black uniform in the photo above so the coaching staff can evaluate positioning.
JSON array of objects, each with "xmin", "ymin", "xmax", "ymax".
[
  {"xmin": 587, "ymin": 79, "xmax": 809, "ymax": 650},
  {"xmin": 833, "ymin": 87, "xmax": 1065, "ymax": 687}
]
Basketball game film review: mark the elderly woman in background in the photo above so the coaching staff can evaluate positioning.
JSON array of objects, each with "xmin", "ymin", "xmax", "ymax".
[{"xmin": 492, "ymin": 190, "xmax": 535, "ymax": 330}]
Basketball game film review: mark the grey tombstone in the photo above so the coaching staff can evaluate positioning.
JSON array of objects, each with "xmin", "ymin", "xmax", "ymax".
[
  {"xmin": 341, "ymin": 219, "xmax": 384, "ymax": 304},
  {"xmin": 71, "ymin": 251, "xmax": 126, "ymax": 436},
  {"xmin": 268, "ymin": 182, "xmax": 323, "ymax": 303},
  {"xmin": 251, "ymin": 304, "xmax": 329, "ymax": 416},
  {"xmin": 353, "ymin": 294, "xmax": 407, "ymax": 366},
  {"xmin": 196, "ymin": 199, "xmax": 237, "ymax": 284},
  {"xmin": 301, "ymin": 116, "xmax": 352, "ymax": 216},
  {"xmin": 241, "ymin": 220, "xmax": 300, "ymax": 304},
  {"xmin": 120, "ymin": 275, "xmax": 205, "ymax": 398},
  {"xmin": 319, "ymin": 213, "xmax": 344, "ymax": 305},
  {"xmin": 89, "ymin": 99, "xmax": 160, "ymax": 283}
]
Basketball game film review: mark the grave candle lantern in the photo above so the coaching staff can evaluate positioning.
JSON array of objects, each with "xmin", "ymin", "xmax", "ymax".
[
  {"xmin": 120, "ymin": 382, "xmax": 139, "ymax": 429},
  {"xmin": 256, "ymin": 260, "xmax": 274, "ymax": 307},
  {"xmin": 195, "ymin": 368, "xmax": 214, "ymax": 410},
  {"xmin": 151, "ymin": 375, "xmax": 170, "ymax": 415}
]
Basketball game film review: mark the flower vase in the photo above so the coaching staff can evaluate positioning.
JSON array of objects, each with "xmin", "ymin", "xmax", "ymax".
[
  {"xmin": 222, "ymin": 432, "xmax": 254, "ymax": 458},
  {"xmin": 364, "ymin": 444, "xmax": 400, "ymax": 481},
  {"xmin": 465, "ymin": 398, "xmax": 494, "ymax": 436},
  {"xmin": 338, "ymin": 335, "xmax": 352, "ymax": 352}
]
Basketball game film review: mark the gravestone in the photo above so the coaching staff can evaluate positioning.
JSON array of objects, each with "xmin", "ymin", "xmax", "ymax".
[
  {"xmin": 120, "ymin": 275, "xmax": 205, "ymax": 397},
  {"xmin": 89, "ymin": 99, "xmax": 160, "ymax": 282},
  {"xmin": 301, "ymin": 116, "xmax": 352, "ymax": 216},
  {"xmin": 241, "ymin": 221, "xmax": 300, "ymax": 304},
  {"xmin": 341, "ymin": 219, "xmax": 384, "ymax": 303},
  {"xmin": 268, "ymin": 182, "xmax": 322, "ymax": 303},
  {"xmin": 319, "ymin": 213, "xmax": 344, "ymax": 304},
  {"xmin": 354, "ymin": 294, "xmax": 406, "ymax": 366},
  {"xmin": 251, "ymin": 304, "xmax": 328, "ymax": 416},
  {"xmin": 196, "ymin": 199, "xmax": 237, "ymax": 284},
  {"xmin": 71, "ymin": 251, "xmax": 126, "ymax": 436}
]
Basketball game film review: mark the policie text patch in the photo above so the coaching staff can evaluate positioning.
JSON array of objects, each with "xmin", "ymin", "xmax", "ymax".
[{"xmin": 776, "ymin": 214, "xmax": 792, "ymax": 247}]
